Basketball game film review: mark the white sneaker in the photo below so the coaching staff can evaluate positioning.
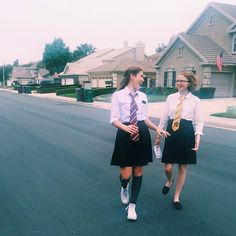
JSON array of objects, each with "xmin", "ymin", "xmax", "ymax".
[
  {"xmin": 126, "ymin": 203, "xmax": 137, "ymax": 221},
  {"xmin": 120, "ymin": 184, "xmax": 129, "ymax": 204}
]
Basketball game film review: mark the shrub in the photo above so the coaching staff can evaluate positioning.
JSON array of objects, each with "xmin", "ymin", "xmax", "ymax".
[
  {"xmin": 199, "ymin": 87, "xmax": 216, "ymax": 99},
  {"xmin": 37, "ymin": 85, "xmax": 79, "ymax": 93},
  {"xmin": 56, "ymin": 85, "xmax": 81, "ymax": 96}
]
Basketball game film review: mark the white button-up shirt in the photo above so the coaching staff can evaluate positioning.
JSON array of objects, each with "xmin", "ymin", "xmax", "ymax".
[
  {"xmin": 110, "ymin": 87, "xmax": 149, "ymax": 124},
  {"xmin": 158, "ymin": 92, "xmax": 204, "ymax": 135}
]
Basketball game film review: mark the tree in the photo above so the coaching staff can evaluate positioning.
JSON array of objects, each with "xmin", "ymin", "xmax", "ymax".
[
  {"xmin": 0, "ymin": 64, "xmax": 13, "ymax": 85},
  {"xmin": 13, "ymin": 59, "xmax": 19, "ymax": 67},
  {"xmin": 72, "ymin": 43, "xmax": 96, "ymax": 61},
  {"xmin": 42, "ymin": 38, "xmax": 73, "ymax": 74},
  {"xmin": 156, "ymin": 43, "xmax": 168, "ymax": 53}
]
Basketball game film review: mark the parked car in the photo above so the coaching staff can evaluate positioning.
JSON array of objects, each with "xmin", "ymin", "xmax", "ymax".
[{"xmin": 39, "ymin": 79, "xmax": 55, "ymax": 87}]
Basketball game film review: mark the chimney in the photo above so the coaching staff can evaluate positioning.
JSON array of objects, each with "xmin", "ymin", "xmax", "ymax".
[
  {"xmin": 135, "ymin": 41, "xmax": 145, "ymax": 61},
  {"xmin": 123, "ymin": 40, "xmax": 129, "ymax": 49}
]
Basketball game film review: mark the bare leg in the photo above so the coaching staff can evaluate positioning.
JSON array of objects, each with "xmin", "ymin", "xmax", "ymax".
[
  {"xmin": 174, "ymin": 164, "xmax": 187, "ymax": 202},
  {"xmin": 120, "ymin": 167, "xmax": 133, "ymax": 179},
  {"xmin": 164, "ymin": 163, "xmax": 174, "ymax": 187}
]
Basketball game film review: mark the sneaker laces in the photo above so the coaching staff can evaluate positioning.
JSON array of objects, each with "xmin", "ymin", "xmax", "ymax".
[{"xmin": 125, "ymin": 203, "xmax": 135, "ymax": 211}]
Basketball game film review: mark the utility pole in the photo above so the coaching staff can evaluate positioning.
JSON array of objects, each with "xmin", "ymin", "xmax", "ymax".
[{"xmin": 2, "ymin": 61, "xmax": 5, "ymax": 87}]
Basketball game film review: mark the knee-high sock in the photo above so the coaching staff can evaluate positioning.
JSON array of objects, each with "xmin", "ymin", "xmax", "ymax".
[
  {"xmin": 130, "ymin": 176, "xmax": 143, "ymax": 204},
  {"xmin": 119, "ymin": 175, "xmax": 131, "ymax": 189}
]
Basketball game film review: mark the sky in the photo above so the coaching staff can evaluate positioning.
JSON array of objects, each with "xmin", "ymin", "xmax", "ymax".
[{"xmin": 1, "ymin": 0, "xmax": 236, "ymax": 64}]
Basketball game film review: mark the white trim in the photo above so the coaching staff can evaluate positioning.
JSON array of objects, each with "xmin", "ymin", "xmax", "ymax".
[{"xmin": 232, "ymin": 33, "xmax": 236, "ymax": 54}]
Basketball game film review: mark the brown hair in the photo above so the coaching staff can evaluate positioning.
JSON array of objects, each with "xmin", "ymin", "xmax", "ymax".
[
  {"xmin": 180, "ymin": 71, "xmax": 198, "ymax": 91},
  {"xmin": 118, "ymin": 67, "xmax": 143, "ymax": 90}
]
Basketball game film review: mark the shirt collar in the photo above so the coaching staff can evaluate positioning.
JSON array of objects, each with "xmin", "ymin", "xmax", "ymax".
[
  {"xmin": 124, "ymin": 86, "xmax": 139, "ymax": 96},
  {"xmin": 177, "ymin": 91, "xmax": 192, "ymax": 100}
]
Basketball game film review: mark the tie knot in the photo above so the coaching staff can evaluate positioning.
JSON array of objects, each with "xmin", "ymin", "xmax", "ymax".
[
  {"xmin": 179, "ymin": 96, "xmax": 186, "ymax": 102},
  {"xmin": 129, "ymin": 92, "xmax": 138, "ymax": 99}
]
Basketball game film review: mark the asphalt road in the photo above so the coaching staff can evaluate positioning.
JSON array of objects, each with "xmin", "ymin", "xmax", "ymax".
[{"xmin": 0, "ymin": 91, "xmax": 236, "ymax": 236}]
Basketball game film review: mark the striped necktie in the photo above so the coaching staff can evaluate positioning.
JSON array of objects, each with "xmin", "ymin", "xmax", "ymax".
[
  {"xmin": 172, "ymin": 96, "xmax": 186, "ymax": 131},
  {"xmin": 130, "ymin": 93, "xmax": 139, "ymax": 142}
]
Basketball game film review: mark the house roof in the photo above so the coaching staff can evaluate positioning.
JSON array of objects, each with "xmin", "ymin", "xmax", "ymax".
[
  {"xmin": 60, "ymin": 47, "xmax": 135, "ymax": 76},
  {"xmin": 212, "ymin": 2, "xmax": 236, "ymax": 21},
  {"xmin": 155, "ymin": 34, "xmax": 236, "ymax": 67},
  {"xmin": 38, "ymin": 68, "xmax": 50, "ymax": 77},
  {"xmin": 89, "ymin": 58, "xmax": 155, "ymax": 74},
  {"xmin": 11, "ymin": 67, "xmax": 36, "ymax": 79},
  {"xmin": 186, "ymin": 2, "xmax": 236, "ymax": 34},
  {"xmin": 180, "ymin": 34, "xmax": 236, "ymax": 64}
]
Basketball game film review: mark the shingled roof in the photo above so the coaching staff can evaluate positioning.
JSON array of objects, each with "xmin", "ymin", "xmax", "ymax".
[
  {"xmin": 180, "ymin": 34, "xmax": 236, "ymax": 64},
  {"xmin": 89, "ymin": 58, "xmax": 155, "ymax": 74}
]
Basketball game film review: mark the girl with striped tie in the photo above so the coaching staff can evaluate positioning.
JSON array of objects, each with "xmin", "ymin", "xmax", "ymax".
[
  {"xmin": 157, "ymin": 71, "xmax": 204, "ymax": 210},
  {"xmin": 110, "ymin": 67, "xmax": 169, "ymax": 221}
]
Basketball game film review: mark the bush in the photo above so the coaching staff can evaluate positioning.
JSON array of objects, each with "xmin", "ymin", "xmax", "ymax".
[
  {"xmin": 56, "ymin": 85, "xmax": 81, "ymax": 96},
  {"xmin": 199, "ymin": 87, "xmax": 216, "ymax": 99},
  {"xmin": 140, "ymin": 87, "xmax": 176, "ymax": 96},
  {"xmin": 37, "ymin": 85, "xmax": 79, "ymax": 94}
]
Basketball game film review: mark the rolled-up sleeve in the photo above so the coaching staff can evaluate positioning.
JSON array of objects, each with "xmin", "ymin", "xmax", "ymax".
[
  {"xmin": 193, "ymin": 99, "xmax": 204, "ymax": 135},
  {"xmin": 143, "ymin": 94, "xmax": 149, "ymax": 120},
  {"xmin": 158, "ymin": 96, "xmax": 170, "ymax": 130},
  {"xmin": 110, "ymin": 92, "xmax": 120, "ymax": 124}
]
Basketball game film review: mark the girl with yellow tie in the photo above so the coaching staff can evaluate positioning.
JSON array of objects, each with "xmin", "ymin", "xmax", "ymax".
[{"xmin": 157, "ymin": 71, "xmax": 204, "ymax": 210}]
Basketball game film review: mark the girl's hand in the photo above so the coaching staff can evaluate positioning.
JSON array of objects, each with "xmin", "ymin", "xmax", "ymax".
[
  {"xmin": 155, "ymin": 127, "xmax": 170, "ymax": 138},
  {"xmin": 155, "ymin": 135, "xmax": 161, "ymax": 145},
  {"xmin": 192, "ymin": 134, "xmax": 201, "ymax": 151},
  {"xmin": 125, "ymin": 125, "xmax": 139, "ymax": 135}
]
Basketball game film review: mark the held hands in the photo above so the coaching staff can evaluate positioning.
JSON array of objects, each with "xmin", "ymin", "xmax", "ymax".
[
  {"xmin": 125, "ymin": 125, "xmax": 139, "ymax": 135},
  {"xmin": 192, "ymin": 134, "xmax": 201, "ymax": 151},
  {"xmin": 155, "ymin": 127, "xmax": 170, "ymax": 138}
]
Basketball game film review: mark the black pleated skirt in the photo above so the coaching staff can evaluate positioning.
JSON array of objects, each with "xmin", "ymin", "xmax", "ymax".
[
  {"xmin": 111, "ymin": 121, "xmax": 153, "ymax": 167},
  {"xmin": 162, "ymin": 119, "xmax": 197, "ymax": 164}
]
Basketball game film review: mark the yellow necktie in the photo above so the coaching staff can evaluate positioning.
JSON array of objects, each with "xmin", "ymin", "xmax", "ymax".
[{"xmin": 172, "ymin": 96, "xmax": 186, "ymax": 131}]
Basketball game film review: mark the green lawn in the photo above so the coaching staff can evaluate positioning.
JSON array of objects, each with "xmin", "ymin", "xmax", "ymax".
[
  {"xmin": 211, "ymin": 112, "xmax": 236, "ymax": 119},
  {"xmin": 59, "ymin": 93, "xmax": 76, "ymax": 98}
]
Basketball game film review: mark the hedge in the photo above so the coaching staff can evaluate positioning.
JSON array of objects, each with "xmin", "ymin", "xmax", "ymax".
[
  {"xmin": 56, "ymin": 86, "xmax": 81, "ymax": 96},
  {"xmin": 140, "ymin": 87, "xmax": 177, "ymax": 96},
  {"xmin": 192, "ymin": 87, "xmax": 216, "ymax": 99},
  {"xmin": 37, "ymin": 85, "xmax": 79, "ymax": 94}
]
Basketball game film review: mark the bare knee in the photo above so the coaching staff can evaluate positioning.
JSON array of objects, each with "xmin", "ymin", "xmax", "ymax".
[
  {"xmin": 120, "ymin": 167, "xmax": 132, "ymax": 179},
  {"xmin": 164, "ymin": 164, "xmax": 173, "ymax": 173},
  {"xmin": 133, "ymin": 166, "xmax": 143, "ymax": 177}
]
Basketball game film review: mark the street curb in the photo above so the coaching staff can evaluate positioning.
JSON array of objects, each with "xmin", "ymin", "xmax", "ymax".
[{"xmin": 1, "ymin": 88, "xmax": 235, "ymax": 131}]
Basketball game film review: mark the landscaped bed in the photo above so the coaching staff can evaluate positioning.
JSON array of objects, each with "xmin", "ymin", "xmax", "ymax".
[{"xmin": 211, "ymin": 113, "xmax": 236, "ymax": 119}]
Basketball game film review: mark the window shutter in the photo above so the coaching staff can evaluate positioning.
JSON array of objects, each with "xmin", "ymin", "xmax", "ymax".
[
  {"xmin": 172, "ymin": 71, "xmax": 176, "ymax": 87},
  {"xmin": 164, "ymin": 71, "xmax": 168, "ymax": 87}
]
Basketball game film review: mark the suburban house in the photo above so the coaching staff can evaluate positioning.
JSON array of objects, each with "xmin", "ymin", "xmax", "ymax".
[
  {"xmin": 10, "ymin": 64, "xmax": 50, "ymax": 85},
  {"xmin": 59, "ymin": 42, "xmax": 156, "ymax": 88},
  {"xmin": 155, "ymin": 2, "xmax": 236, "ymax": 97}
]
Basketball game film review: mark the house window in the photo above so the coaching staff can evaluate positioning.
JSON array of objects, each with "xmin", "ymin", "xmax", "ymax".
[
  {"xmin": 164, "ymin": 70, "xmax": 176, "ymax": 87},
  {"xmin": 233, "ymin": 34, "xmax": 236, "ymax": 53},
  {"xmin": 178, "ymin": 47, "xmax": 183, "ymax": 57},
  {"xmin": 209, "ymin": 15, "xmax": 215, "ymax": 26}
]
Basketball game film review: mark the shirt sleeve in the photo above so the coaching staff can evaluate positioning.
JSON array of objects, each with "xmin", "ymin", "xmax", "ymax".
[
  {"xmin": 110, "ymin": 92, "xmax": 121, "ymax": 124},
  {"xmin": 193, "ymin": 99, "xmax": 204, "ymax": 135},
  {"xmin": 143, "ymin": 94, "xmax": 149, "ymax": 120},
  {"xmin": 158, "ymin": 96, "xmax": 170, "ymax": 130}
]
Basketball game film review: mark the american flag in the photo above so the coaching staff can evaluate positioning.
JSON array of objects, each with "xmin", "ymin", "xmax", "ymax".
[{"xmin": 216, "ymin": 51, "xmax": 223, "ymax": 72}]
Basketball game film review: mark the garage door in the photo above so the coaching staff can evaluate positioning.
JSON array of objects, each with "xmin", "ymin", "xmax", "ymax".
[{"xmin": 211, "ymin": 73, "xmax": 233, "ymax": 97}]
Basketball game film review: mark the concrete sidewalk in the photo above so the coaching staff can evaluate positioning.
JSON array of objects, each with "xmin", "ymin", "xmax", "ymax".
[{"xmin": 1, "ymin": 88, "xmax": 236, "ymax": 131}]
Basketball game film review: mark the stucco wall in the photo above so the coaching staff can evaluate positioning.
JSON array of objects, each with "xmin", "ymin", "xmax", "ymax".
[
  {"xmin": 189, "ymin": 7, "xmax": 235, "ymax": 56},
  {"xmin": 158, "ymin": 41, "xmax": 204, "ymax": 88}
]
